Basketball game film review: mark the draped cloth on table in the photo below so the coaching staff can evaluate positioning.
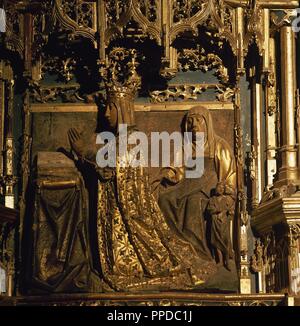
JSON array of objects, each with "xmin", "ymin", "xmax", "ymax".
[{"xmin": 31, "ymin": 177, "xmax": 103, "ymax": 293}]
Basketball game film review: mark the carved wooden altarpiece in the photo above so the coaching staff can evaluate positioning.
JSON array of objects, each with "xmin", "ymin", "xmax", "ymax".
[{"xmin": 0, "ymin": 0, "xmax": 300, "ymax": 306}]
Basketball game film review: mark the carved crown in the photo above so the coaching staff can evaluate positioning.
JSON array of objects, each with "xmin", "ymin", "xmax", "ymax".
[{"xmin": 99, "ymin": 48, "xmax": 141, "ymax": 101}]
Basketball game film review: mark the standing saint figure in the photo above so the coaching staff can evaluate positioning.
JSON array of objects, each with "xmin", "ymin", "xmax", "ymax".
[
  {"xmin": 207, "ymin": 182, "xmax": 235, "ymax": 271},
  {"xmin": 158, "ymin": 106, "xmax": 237, "ymax": 262},
  {"xmin": 68, "ymin": 89, "xmax": 218, "ymax": 292}
]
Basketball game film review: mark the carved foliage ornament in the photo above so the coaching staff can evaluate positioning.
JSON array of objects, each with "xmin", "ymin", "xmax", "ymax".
[
  {"xmin": 32, "ymin": 8, "xmax": 47, "ymax": 62},
  {"xmin": 178, "ymin": 46, "xmax": 230, "ymax": 84},
  {"xmin": 41, "ymin": 55, "xmax": 77, "ymax": 83},
  {"xmin": 267, "ymin": 72, "xmax": 277, "ymax": 116},
  {"xmin": 103, "ymin": 0, "xmax": 236, "ymax": 54},
  {"xmin": 29, "ymin": 81, "xmax": 84, "ymax": 104},
  {"xmin": 173, "ymin": 0, "xmax": 206, "ymax": 23},
  {"xmin": 234, "ymin": 121, "xmax": 243, "ymax": 167},
  {"xmin": 30, "ymin": 0, "xmax": 238, "ymax": 77},
  {"xmin": 106, "ymin": 0, "xmax": 158, "ymax": 24},
  {"xmin": 150, "ymin": 84, "xmax": 234, "ymax": 103},
  {"xmin": 31, "ymin": 0, "xmax": 96, "ymax": 64}
]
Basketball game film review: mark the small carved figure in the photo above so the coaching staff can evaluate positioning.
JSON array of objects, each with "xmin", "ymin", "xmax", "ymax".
[{"xmin": 207, "ymin": 182, "xmax": 235, "ymax": 271}]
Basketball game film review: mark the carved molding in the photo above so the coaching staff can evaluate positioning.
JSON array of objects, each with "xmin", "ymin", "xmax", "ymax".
[
  {"xmin": 29, "ymin": 101, "xmax": 234, "ymax": 113},
  {"xmin": 225, "ymin": 1, "xmax": 299, "ymax": 8},
  {"xmin": 10, "ymin": 292, "xmax": 287, "ymax": 306}
]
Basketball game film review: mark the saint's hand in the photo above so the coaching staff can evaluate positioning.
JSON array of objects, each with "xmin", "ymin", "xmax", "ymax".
[
  {"xmin": 161, "ymin": 167, "xmax": 183, "ymax": 184},
  {"xmin": 68, "ymin": 128, "xmax": 85, "ymax": 158}
]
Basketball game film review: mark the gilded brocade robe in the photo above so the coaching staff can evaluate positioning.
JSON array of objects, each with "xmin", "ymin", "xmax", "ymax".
[{"xmin": 96, "ymin": 142, "xmax": 217, "ymax": 291}]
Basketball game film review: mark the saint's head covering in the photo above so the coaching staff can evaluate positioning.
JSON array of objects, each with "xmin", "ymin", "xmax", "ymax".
[{"xmin": 185, "ymin": 105, "xmax": 216, "ymax": 159}]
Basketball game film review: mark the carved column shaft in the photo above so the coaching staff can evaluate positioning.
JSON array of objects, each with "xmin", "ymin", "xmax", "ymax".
[
  {"xmin": 0, "ymin": 63, "xmax": 16, "ymax": 297},
  {"xmin": 0, "ymin": 61, "xmax": 17, "ymax": 210},
  {"xmin": 265, "ymin": 37, "xmax": 277, "ymax": 187},
  {"xmin": 277, "ymin": 26, "xmax": 298, "ymax": 184},
  {"xmin": 251, "ymin": 69, "xmax": 263, "ymax": 207},
  {"xmin": 3, "ymin": 79, "xmax": 15, "ymax": 209},
  {"xmin": 235, "ymin": 7, "xmax": 244, "ymax": 73},
  {"xmin": 97, "ymin": 0, "xmax": 106, "ymax": 60},
  {"xmin": 262, "ymin": 9, "xmax": 270, "ymax": 72},
  {"xmin": 24, "ymin": 12, "xmax": 33, "ymax": 74}
]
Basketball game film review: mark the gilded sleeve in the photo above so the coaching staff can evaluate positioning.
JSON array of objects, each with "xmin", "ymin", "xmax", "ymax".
[{"xmin": 215, "ymin": 137, "xmax": 237, "ymax": 193}]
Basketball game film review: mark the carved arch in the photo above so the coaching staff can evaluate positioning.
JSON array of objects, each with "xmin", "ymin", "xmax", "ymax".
[
  {"xmin": 170, "ymin": 0, "xmax": 237, "ymax": 55},
  {"xmin": 52, "ymin": 0, "xmax": 96, "ymax": 43},
  {"xmin": 104, "ymin": 0, "xmax": 161, "ymax": 45}
]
